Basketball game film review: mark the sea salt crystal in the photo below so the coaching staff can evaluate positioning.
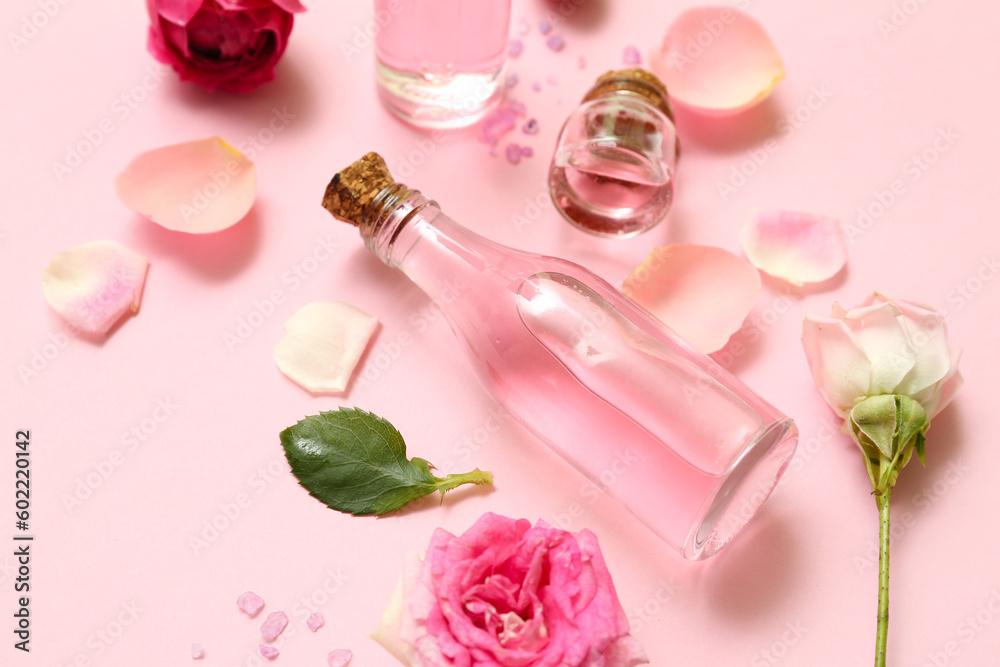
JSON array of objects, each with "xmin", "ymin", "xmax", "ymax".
[
  {"xmin": 237, "ymin": 592, "xmax": 265, "ymax": 618},
  {"xmin": 505, "ymin": 144, "xmax": 523, "ymax": 165},
  {"xmin": 261, "ymin": 611, "xmax": 289, "ymax": 642},
  {"xmin": 539, "ymin": 20, "xmax": 552, "ymax": 35},
  {"xmin": 522, "ymin": 118, "xmax": 539, "ymax": 135},
  {"xmin": 520, "ymin": 146, "xmax": 534, "ymax": 157},
  {"xmin": 307, "ymin": 612, "xmax": 325, "ymax": 632},
  {"xmin": 518, "ymin": 18, "xmax": 530, "ymax": 34},
  {"xmin": 623, "ymin": 45, "xmax": 641, "ymax": 65},
  {"xmin": 191, "ymin": 643, "xmax": 204, "ymax": 659},
  {"xmin": 546, "ymin": 74, "xmax": 559, "ymax": 86},
  {"xmin": 480, "ymin": 106, "xmax": 518, "ymax": 145},
  {"xmin": 546, "ymin": 35, "xmax": 565, "ymax": 52},
  {"xmin": 578, "ymin": 55, "xmax": 587, "ymax": 69},
  {"xmin": 508, "ymin": 39, "xmax": 524, "ymax": 57},
  {"xmin": 506, "ymin": 72, "xmax": 519, "ymax": 88},
  {"xmin": 509, "ymin": 100, "xmax": 527, "ymax": 116},
  {"xmin": 531, "ymin": 81, "xmax": 542, "ymax": 92},
  {"xmin": 260, "ymin": 645, "xmax": 279, "ymax": 660},
  {"xmin": 328, "ymin": 649, "xmax": 353, "ymax": 667}
]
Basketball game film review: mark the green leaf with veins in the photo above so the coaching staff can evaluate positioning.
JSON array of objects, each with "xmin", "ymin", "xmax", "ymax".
[{"xmin": 280, "ymin": 407, "xmax": 493, "ymax": 516}]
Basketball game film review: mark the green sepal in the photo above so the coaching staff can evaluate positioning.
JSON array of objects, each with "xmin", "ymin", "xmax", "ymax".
[{"xmin": 849, "ymin": 395, "xmax": 930, "ymax": 495}]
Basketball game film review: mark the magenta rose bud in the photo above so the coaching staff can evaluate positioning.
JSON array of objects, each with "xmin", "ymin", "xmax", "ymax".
[
  {"xmin": 372, "ymin": 513, "xmax": 649, "ymax": 666},
  {"xmin": 146, "ymin": 0, "xmax": 307, "ymax": 93}
]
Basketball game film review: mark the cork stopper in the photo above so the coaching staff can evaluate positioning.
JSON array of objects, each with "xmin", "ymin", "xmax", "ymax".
[
  {"xmin": 583, "ymin": 68, "xmax": 675, "ymax": 122},
  {"xmin": 321, "ymin": 152, "xmax": 395, "ymax": 226}
]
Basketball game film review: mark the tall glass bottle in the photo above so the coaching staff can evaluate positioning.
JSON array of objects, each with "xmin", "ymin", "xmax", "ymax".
[
  {"xmin": 374, "ymin": 0, "xmax": 511, "ymax": 130},
  {"xmin": 323, "ymin": 153, "xmax": 797, "ymax": 559}
]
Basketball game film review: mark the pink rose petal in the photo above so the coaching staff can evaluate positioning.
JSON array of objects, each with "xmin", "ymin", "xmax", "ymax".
[
  {"xmin": 115, "ymin": 137, "xmax": 256, "ymax": 233},
  {"xmin": 259, "ymin": 644, "xmax": 279, "ymax": 660},
  {"xmin": 651, "ymin": 7, "xmax": 784, "ymax": 114},
  {"xmin": 42, "ymin": 241, "xmax": 148, "ymax": 334},
  {"xmin": 237, "ymin": 591, "xmax": 265, "ymax": 618},
  {"xmin": 622, "ymin": 244, "xmax": 761, "ymax": 353},
  {"xmin": 740, "ymin": 209, "xmax": 847, "ymax": 286},
  {"xmin": 307, "ymin": 612, "xmax": 325, "ymax": 632},
  {"xmin": 327, "ymin": 649, "xmax": 353, "ymax": 666},
  {"xmin": 273, "ymin": 301, "xmax": 378, "ymax": 393},
  {"xmin": 260, "ymin": 611, "xmax": 288, "ymax": 642}
]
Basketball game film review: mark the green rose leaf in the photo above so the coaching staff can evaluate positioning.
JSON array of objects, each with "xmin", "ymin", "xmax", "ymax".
[{"xmin": 281, "ymin": 407, "xmax": 493, "ymax": 516}]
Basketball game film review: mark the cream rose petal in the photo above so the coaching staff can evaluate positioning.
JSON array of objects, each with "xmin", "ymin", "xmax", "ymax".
[
  {"xmin": 801, "ymin": 315, "xmax": 872, "ymax": 417},
  {"xmin": 371, "ymin": 551, "xmax": 422, "ymax": 667},
  {"xmin": 891, "ymin": 297, "xmax": 953, "ymax": 397},
  {"xmin": 273, "ymin": 301, "xmax": 378, "ymax": 394},
  {"xmin": 622, "ymin": 244, "xmax": 761, "ymax": 353},
  {"xmin": 651, "ymin": 7, "xmax": 784, "ymax": 114},
  {"xmin": 916, "ymin": 349, "xmax": 964, "ymax": 419},
  {"xmin": 844, "ymin": 300, "xmax": 916, "ymax": 396},
  {"xmin": 42, "ymin": 241, "xmax": 149, "ymax": 334},
  {"xmin": 740, "ymin": 210, "xmax": 847, "ymax": 286},
  {"xmin": 115, "ymin": 137, "xmax": 256, "ymax": 233}
]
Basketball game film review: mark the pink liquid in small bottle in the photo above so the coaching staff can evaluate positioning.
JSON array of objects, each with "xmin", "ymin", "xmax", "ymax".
[
  {"xmin": 375, "ymin": 0, "xmax": 511, "ymax": 129},
  {"xmin": 549, "ymin": 70, "xmax": 679, "ymax": 237}
]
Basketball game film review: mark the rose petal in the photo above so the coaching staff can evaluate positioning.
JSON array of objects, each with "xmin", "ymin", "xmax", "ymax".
[
  {"xmin": 889, "ymin": 296, "xmax": 953, "ymax": 397},
  {"xmin": 273, "ymin": 301, "xmax": 378, "ymax": 393},
  {"xmin": 260, "ymin": 611, "xmax": 288, "ymax": 642},
  {"xmin": 651, "ymin": 7, "xmax": 784, "ymax": 114},
  {"xmin": 370, "ymin": 552, "xmax": 419, "ymax": 666},
  {"xmin": 740, "ymin": 210, "xmax": 847, "ymax": 286},
  {"xmin": 271, "ymin": 0, "xmax": 308, "ymax": 13},
  {"xmin": 842, "ymin": 300, "xmax": 916, "ymax": 395},
  {"xmin": 115, "ymin": 137, "xmax": 256, "ymax": 233},
  {"xmin": 42, "ymin": 241, "xmax": 148, "ymax": 334},
  {"xmin": 259, "ymin": 645, "xmax": 279, "ymax": 660},
  {"xmin": 327, "ymin": 649, "xmax": 353, "ymax": 666},
  {"xmin": 622, "ymin": 244, "xmax": 761, "ymax": 353},
  {"xmin": 237, "ymin": 591, "xmax": 265, "ymax": 618},
  {"xmin": 802, "ymin": 315, "xmax": 872, "ymax": 417},
  {"xmin": 917, "ymin": 349, "xmax": 964, "ymax": 420}
]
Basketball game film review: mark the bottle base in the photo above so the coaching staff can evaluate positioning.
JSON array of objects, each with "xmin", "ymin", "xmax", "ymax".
[
  {"xmin": 683, "ymin": 419, "xmax": 798, "ymax": 560},
  {"xmin": 376, "ymin": 60, "xmax": 506, "ymax": 130}
]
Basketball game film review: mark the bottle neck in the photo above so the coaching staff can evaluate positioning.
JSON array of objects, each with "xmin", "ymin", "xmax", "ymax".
[{"xmin": 360, "ymin": 184, "xmax": 441, "ymax": 268}]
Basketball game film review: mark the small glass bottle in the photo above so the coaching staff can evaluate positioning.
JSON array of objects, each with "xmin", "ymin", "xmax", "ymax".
[
  {"xmin": 549, "ymin": 68, "xmax": 680, "ymax": 237},
  {"xmin": 374, "ymin": 0, "xmax": 511, "ymax": 130},
  {"xmin": 323, "ymin": 153, "xmax": 796, "ymax": 560}
]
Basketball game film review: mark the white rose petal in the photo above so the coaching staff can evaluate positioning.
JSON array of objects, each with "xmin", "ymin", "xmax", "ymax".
[{"xmin": 273, "ymin": 301, "xmax": 378, "ymax": 393}]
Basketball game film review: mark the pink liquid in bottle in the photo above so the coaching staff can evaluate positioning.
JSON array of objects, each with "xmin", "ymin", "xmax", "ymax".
[{"xmin": 375, "ymin": 0, "xmax": 511, "ymax": 129}]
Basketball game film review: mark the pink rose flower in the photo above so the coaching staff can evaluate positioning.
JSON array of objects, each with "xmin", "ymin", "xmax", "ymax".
[
  {"xmin": 372, "ymin": 513, "xmax": 648, "ymax": 667},
  {"xmin": 146, "ymin": 0, "xmax": 306, "ymax": 93},
  {"xmin": 802, "ymin": 293, "xmax": 962, "ymax": 420}
]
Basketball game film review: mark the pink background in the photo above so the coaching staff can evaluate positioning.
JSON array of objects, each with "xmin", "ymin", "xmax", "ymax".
[{"xmin": 2, "ymin": 0, "xmax": 999, "ymax": 665}]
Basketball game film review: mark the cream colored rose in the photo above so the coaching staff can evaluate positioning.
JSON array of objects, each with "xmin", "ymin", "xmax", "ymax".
[{"xmin": 802, "ymin": 293, "xmax": 962, "ymax": 420}]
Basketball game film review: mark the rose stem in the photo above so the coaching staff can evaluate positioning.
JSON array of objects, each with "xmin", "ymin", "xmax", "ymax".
[{"xmin": 875, "ymin": 487, "xmax": 891, "ymax": 667}]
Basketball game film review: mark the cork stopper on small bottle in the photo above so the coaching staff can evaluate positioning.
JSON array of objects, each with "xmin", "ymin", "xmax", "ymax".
[
  {"xmin": 321, "ymin": 152, "xmax": 395, "ymax": 226},
  {"xmin": 582, "ymin": 68, "xmax": 675, "ymax": 123}
]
